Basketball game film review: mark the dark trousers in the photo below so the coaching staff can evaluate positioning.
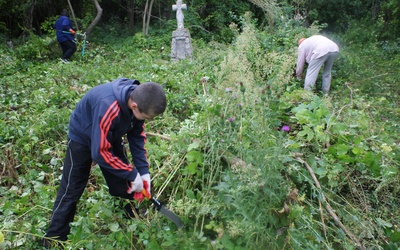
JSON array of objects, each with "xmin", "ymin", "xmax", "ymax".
[
  {"xmin": 59, "ymin": 40, "xmax": 77, "ymax": 60},
  {"xmin": 45, "ymin": 139, "xmax": 133, "ymax": 241}
]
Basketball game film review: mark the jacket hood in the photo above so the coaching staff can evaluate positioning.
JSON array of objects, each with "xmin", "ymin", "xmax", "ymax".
[{"xmin": 111, "ymin": 78, "xmax": 141, "ymax": 115}]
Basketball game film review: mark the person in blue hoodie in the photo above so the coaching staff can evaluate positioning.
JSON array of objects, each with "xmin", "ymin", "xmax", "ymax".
[
  {"xmin": 42, "ymin": 78, "xmax": 167, "ymax": 247},
  {"xmin": 54, "ymin": 9, "xmax": 77, "ymax": 63}
]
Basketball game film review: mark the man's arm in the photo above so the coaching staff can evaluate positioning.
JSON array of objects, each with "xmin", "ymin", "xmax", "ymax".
[
  {"xmin": 127, "ymin": 120, "xmax": 150, "ymax": 176},
  {"xmin": 61, "ymin": 18, "xmax": 74, "ymax": 32},
  {"xmin": 295, "ymin": 48, "xmax": 306, "ymax": 79},
  {"xmin": 91, "ymin": 100, "xmax": 139, "ymax": 181}
]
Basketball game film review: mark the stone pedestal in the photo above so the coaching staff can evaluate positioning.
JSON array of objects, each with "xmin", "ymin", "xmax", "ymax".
[{"xmin": 171, "ymin": 28, "xmax": 193, "ymax": 61}]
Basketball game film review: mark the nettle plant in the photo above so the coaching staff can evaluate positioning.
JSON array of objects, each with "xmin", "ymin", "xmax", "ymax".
[
  {"xmin": 168, "ymin": 84, "xmax": 291, "ymax": 249},
  {"xmin": 161, "ymin": 26, "xmax": 301, "ymax": 248},
  {"xmin": 279, "ymin": 89, "xmax": 397, "ymax": 187}
]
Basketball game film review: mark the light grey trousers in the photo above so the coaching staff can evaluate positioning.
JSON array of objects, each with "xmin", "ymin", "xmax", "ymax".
[{"xmin": 304, "ymin": 52, "xmax": 339, "ymax": 94}]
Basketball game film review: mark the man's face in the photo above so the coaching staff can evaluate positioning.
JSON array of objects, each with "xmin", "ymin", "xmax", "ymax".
[
  {"xmin": 132, "ymin": 107, "xmax": 154, "ymax": 121},
  {"xmin": 129, "ymin": 100, "xmax": 156, "ymax": 121}
]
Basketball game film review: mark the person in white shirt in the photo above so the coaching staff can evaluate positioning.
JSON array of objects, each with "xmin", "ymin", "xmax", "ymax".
[{"xmin": 296, "ymin": 35, "xmax": 339, "ymax": 94}]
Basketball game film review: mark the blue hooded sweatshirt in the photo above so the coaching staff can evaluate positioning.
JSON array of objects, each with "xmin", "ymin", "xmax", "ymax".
[
  {"xmin": 68, "ymin": 78, "xmax": 149, "ymax": 181},
  {"xmin": 54, "ymin": 15, "xmax": 75, "ymax": 43}
]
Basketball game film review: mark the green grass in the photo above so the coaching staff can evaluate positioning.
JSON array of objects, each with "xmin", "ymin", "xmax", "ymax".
[{"xmin": 0, "ymin": 17, "xmax": 399, "ymax": 249}]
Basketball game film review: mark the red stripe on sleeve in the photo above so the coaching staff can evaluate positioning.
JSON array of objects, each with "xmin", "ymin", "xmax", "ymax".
[
  {"xmin": 99, "ymin": 101, "xmax": 132, "ymax": 171},
  {"xmin": 141, "ymin": 122, "xmax": 149, "ymax": 162}
]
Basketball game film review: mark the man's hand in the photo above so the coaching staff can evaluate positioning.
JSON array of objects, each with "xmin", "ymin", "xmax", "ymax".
[
  {"xmin": 141, "ymin": 174, "xmax": 151, "ymax": 193},
  {"xmin": 133, "ymin": 174, "xmax": 151, "ymax": 201},
  {"xmin": 127, "ymin": 174, "xmax": 143, "ymax": 194},
  {"xmin": 69, "ymin": 29, "xmax": 76, "ymax": 35}
]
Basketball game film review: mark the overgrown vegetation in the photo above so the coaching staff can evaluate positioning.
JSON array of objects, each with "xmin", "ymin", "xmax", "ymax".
[{"xmin": 1, "ymin": 11, "xmax": 399, "ymax": 250}]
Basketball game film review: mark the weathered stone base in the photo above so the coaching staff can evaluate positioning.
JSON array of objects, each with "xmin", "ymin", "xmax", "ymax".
[{"xmin": 171, "ymin": 28, "xmax": 193, "ymax": 61}]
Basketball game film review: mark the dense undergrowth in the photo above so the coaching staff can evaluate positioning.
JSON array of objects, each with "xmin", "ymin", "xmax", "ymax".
[{"xmin": 1, "ymin": 14, "xmax": 399, "ymax": 249}]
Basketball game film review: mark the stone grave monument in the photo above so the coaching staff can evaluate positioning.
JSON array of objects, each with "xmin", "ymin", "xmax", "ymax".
[{"xmin": 170, "ymin": 0, "xmax": 193, "ymax": 61}]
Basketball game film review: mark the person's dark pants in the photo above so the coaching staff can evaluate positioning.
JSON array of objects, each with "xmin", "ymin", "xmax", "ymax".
[
  {"xmin": 44, "ymin": 139, "xmax": 133, "ymax": 241},
  {"xmin": 59, "ymin": 40, "xmax": 77, "ymax": 60}
]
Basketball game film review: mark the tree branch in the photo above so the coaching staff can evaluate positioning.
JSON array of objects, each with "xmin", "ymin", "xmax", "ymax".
[
  {"xmin": 145, "ymin": 132, "xmax": 171, "ymax": 141},
  {"xmin": 85, "ymin": 0, "xmax": 103, "ymax": 39},
  {"xmin": 67, "ymin": 0, "xmax": 79, "ymax": 31},
  {"xmin": 296, "ymin": 157, "xmax": 364, "ymax": 250}
]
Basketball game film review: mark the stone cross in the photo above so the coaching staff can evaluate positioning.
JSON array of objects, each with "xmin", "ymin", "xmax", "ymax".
[{"xmin": 172, "ymin": 0, "xmax": 187, "ymax": 30}]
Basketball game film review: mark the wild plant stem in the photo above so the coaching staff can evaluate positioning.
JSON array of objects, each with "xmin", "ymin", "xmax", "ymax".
[
  {"xmin": 145, "ymin": 132, "xmax": 171, "ymax": 141},
  {"xmin": 296, "ymin": 157, "xmax": 365, "ymax": 250}
]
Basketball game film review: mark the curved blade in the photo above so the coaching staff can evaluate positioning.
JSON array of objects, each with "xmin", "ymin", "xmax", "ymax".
[
  {"xmin": 158, "ymin": 205, "xmax": 184, "ymax": 229},
  {"xmin": 150, "ymin": 197, "xmax": 184, "ymax": 229}
]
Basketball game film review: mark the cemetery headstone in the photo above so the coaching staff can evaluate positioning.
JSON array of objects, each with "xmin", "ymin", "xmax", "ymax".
[{"xmin": 171, "ymin": 0, "xmax": 193, "ymax": 61}]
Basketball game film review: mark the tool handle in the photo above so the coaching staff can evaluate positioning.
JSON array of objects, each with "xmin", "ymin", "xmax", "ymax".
[
  {"xmin": 142, "ymin": 189, "xmax": 163, "ymax": 210},
  {"xmin": 141, "ymin": 188, "xmax": 151, "ymax": 199}
]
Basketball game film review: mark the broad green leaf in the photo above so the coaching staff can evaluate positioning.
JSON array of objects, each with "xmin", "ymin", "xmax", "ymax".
[
  {"xmin": 102, "ymin": 207, "xmax": 113, "ymax": 217},
  {"xmin": 294, "ymin": 109, "xmax": 313, "ymax": 124},
  {"xmin": 332, "ymin": 164, "xmax": 344, "ymax": 173},
  {"xmin": 354, "ymin": 135, "xmax": 364, "ymax": 145},
  {"xmin": 186, "ymin": 150, "xmax": 203, "ymax": 164},
  {"xmin": 109, "ymin": 222, "xmax": 120, "ymax": 232},
  {"xmin": 43, "ymin": 148, "xmax": 52, "ymax": 154},
  {"xmin": 221, "ymin": 234, "xmax": 235, "ymax": 249},
  {"xmin": 185, "ymin": 162, "xmax": 198, "ymax": 175},
  {"xmin": 352, "ymin": 147, "xmax": 363, "ymax": 155},
  {"xmin": 187, "ymin": 141, "xmax": 200, "ymax": 151},
  {"xmin": 314, "ymin": 167, "xmax": 327, "ymax": 177},
  {"xmin": 306, "ymin": 155, "xmax": 317, "ymax": 168},
  {"xmin": 162, "ymin": 239, "xmax": 175, "ymax": 247},
  {"xmin": 332, "ymin": 123, "xmax": 348, "ymax": 135},
  {"xmin": 335, "ymin": 144, "xmax": 349, "ymax": 156},
  {"xmin": 383, "ymin": 165, "xmax": 398, "ymax": 176},
  {"xmin": 364, "ymin": 152, "xmax": 381, "ymax": 176},
  {"xmin": 298, "ymin": 126, "xmax": 314, "ymax": 141},
  {"xmin": 390, "ymin": 231, "xmax": 400, "ymax": 242},
  {"xmin": 375, "ymin": 218, "xmax": 392, "ymax": 228},
  {"xmin": 185, "ymin": 189, "xmax": 196, "ymax": 199},
  {"xmin": 307, "ymin": 130, "xmax": 314, "ymax": 141}
]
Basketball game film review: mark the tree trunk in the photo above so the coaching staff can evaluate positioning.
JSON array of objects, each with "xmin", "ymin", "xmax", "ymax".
[
  {"xmin": 86, "ymin": 0, "xmax": 103, "ymax": 39},
  {"xmin": 127, "ymin": 0, "xmax": 135, "ymax": 34},
  {"xmin": 67, "ymin": 0, "xmax": 79, "ymax": 31},
  {"xmin": 145, "ymin": 0, "xmax": 155, "ymax": 35},
  {"xmin": 142, "ymin": 0, "xmax": 149, "ymax": 35},
  {"xmin": 22, "ymin": 0, "xmax": 36, "ymax": 36}
]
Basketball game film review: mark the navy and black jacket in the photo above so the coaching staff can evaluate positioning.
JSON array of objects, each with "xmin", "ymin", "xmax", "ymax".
[
  {"xmin": 68, "ymin": 78, "xmax": 149, "ymax": 181},
  {"xmin": 53, "ymin": 15, "xmax": 75, "ymax": 43}
]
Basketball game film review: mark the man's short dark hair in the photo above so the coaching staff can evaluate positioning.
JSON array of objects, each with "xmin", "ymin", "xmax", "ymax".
[
  {"xmin": 61, "ymin": 9, "xmax": 69, "ymax": 17},
  {"xmin": 130, "ymin": 82, "xmax": 166, "ymax": 116}
]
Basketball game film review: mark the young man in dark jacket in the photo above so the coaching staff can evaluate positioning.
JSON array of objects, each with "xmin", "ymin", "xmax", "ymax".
[
  {"xmin": 42, "ymin": 78, "xmax": 167, "ymax": 247},
  {"xmin": 54, "ymin": 9, "xmax": 77, "ymax": 63}
]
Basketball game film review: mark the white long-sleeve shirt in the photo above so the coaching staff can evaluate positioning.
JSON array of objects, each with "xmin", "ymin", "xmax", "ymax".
[{"xmin": 296, "ymin": 35, "xmax": 339, "ymax": 77}]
